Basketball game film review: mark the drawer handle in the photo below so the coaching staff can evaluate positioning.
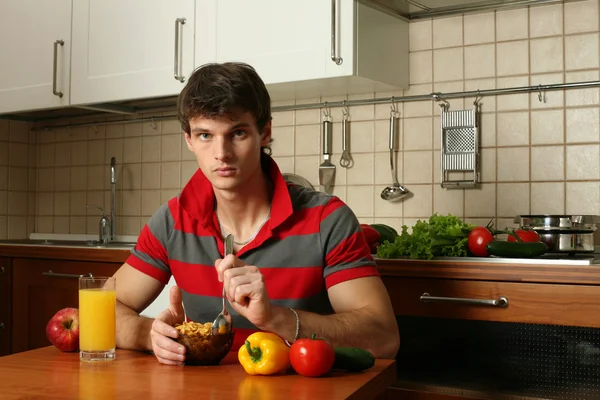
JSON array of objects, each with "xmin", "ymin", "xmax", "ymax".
[
  {"xmin": 420, "ymin": 292, "xmax": 509, "ymax": 308},
  {"xmin": 42, "ymin": 270, "xmax": 93, "ymax": 279},
  {"xmin": 0, "ymin": 322, "xmax": 4, "ymax": 330},
  {"xmin": 0, "ymin": 266, "xmax": 4, "ymax": 273}
]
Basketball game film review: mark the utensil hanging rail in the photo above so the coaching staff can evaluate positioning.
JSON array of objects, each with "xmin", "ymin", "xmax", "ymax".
[{"xmin": 35, "ymin": 80, "xmax": 600, "ymax": 131}]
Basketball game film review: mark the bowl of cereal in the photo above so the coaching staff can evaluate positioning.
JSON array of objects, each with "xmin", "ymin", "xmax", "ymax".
[{"xmin": 174, "ymin": 321, "xmax": 235, "ymax": 366}]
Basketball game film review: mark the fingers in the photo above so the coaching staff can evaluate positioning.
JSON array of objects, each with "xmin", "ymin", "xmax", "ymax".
[
  {"xmin": 225, "ymin": 266, "xmax": 264, "ymax": 304},
  {"xmin": 214, "ymin": 254, "xmax": 245, "ymax": 282},
  {"xmin": 168, "ymin": 285, "xmax": 185, "ymax": 319},
  {"xmin": 150, "ymin": 317, "xmax": 186, "ymax": 366}
]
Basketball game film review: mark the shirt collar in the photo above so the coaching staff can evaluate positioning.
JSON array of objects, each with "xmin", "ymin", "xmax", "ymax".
[{"xmin": 179, "ymin": 154, "xmax": 294, "ymax": 230}]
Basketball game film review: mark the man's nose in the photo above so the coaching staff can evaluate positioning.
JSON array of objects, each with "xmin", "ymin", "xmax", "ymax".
[{"xmin": 214, "ymin": 136, "xmax": 232, "ymax": 161}]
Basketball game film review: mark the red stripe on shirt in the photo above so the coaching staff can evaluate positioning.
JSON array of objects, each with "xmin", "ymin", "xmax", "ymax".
[
  {"xmin": 170, "ymin": 259, "xmax": 324, "ymax": 300},
  {"xmin": 326, "ymin": 231, "xmax": 373, "ymax": 267},
  {"xmin": 321, "ymin": 197, "xmax": 344, "ymax": 221},
  {"xmin": 126, "ymin": 254, "xmax": 171, "ymax": 285},
  {"xmin": 136, "ymin": 224, "xmax": 168, "ymax": 266},
  {"xmin": 325, "ymin": 266, "xmax": 380, "ymax": 289}
]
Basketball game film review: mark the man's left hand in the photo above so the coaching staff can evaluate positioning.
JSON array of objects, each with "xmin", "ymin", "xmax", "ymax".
[{"xmin": 214, "ymin": 254, "xmax": 272, "ymax": 328}]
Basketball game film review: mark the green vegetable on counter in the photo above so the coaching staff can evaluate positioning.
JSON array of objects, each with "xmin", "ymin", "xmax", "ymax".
[
  {"xmin": 486, "ymin": 241, "xmax": 548, "ymax": 258},
  {"xmin": 369, "ymin": 224, "xmax": 398, "ymax": 244},
  {"xmin": 332, "ymin": 347, "xmax": 376, "ymax": 372},
  {"xmin": 376, "ymin": 214, "xmax": 475, "ymax": 260}
]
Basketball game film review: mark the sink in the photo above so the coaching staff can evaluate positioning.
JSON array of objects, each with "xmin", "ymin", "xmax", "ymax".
[{"xmin": 0, "ymin": 239, "xmax": 137, "ymax": 249}]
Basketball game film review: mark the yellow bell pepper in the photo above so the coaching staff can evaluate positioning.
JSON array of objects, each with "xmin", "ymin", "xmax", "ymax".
[{"xmin": 238, "ymin": 332, "xmax": 290, "ymax": 375}]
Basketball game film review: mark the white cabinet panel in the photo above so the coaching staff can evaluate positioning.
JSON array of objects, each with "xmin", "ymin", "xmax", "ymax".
[
  {"xmin": 197, "ymin": 0, "xmax": 408, "ymax": 101},
  {"xmin": 71, "ymin": 0, "xmax": 196, "ymax": 105},
  {"xmin": 0, "ymin": 0, "xmax": 72, "ymax": 114}
]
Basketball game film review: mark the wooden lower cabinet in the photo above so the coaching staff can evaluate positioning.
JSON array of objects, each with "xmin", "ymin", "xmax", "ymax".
[
  {"xmin": 381, "ymin": 275, "xmax": 600, "ymax": 400},
  {"xmin": 0, "ymin": 258, "xmax": 11, "ymax": 357},
  {"xmin": 11, "ymin": 258, "xmax": 121, "ymax": 354}
]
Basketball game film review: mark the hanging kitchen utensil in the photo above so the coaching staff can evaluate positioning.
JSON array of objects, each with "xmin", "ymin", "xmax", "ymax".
[
  {"xmin": 340, "ymin": 104, "xmax": 353, "ymax": 168},
  {"xmin": 439, "ymin": 96, "xmax": 480, "ymax": 189},
  {"xmin": 318, "ymin": 107, "xmax": 336, "ymax": 194},
  {"xmin": 381, "ymin": 103, "xmax": 411, "ymax": 202}
]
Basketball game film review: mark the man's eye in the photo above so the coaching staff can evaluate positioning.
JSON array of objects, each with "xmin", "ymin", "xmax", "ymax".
[
  {"xmin": 199, "ymin": 133, "xmax": 211, "ymax": 140},
  {"xmin": 233, "ymin": 130, "xmax": 246, "ymax": 137}
]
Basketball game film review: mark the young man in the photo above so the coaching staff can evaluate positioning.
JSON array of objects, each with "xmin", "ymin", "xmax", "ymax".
[{"xmin": 113, "ymin": 62, "xmax": 400, "ymax": 365}]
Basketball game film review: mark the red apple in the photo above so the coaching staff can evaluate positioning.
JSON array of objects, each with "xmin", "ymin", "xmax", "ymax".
[{"xmin": 46, "ymin": 307, "xmax": 79, "ymax": 352}]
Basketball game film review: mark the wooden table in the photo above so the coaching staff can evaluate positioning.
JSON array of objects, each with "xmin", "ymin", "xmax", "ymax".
[{"xmin": 0, "ymin": 347, "xmax": 396, "ymax": 399}]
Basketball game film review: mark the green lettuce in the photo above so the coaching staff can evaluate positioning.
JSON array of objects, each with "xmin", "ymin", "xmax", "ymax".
[{"xmin": 376, "ymin": 214, "xmax": 475, "ymax": 260}]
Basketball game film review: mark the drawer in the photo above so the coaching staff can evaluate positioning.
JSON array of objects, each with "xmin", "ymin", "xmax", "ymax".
[{"xmin": 383, "ymin": 277, "xmax": 600, "ymax": 328}]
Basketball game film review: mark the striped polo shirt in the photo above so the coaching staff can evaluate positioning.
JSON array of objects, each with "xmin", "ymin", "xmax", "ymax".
[{"xmin": 126, "ymin": 155, "xmax": 378, "ymax": 349}]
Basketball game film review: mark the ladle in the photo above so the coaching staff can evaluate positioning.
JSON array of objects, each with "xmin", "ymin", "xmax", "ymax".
[
  {"xmin": 212, "ymin": 234, "xmax": 233, "ymax": 335},
  {"xmin": 381, "ymin": 108, "xmax": 411, "ymax": 202}
]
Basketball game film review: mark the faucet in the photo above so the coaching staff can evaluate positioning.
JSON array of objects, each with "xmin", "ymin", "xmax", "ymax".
[
  {"xmin": 87, "ymin": 205, "xmax": 111, "ymax": 244},
  {"xmin": 110, "ymin": 157, "xmax": 117, "ymax": 241}
]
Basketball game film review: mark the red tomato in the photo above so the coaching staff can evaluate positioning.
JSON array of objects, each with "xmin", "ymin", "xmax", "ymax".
[
  {"xmin": 289, "ymin": 334, "xmax": 335, "ymax": 377},
  {"xmin": 467, "ymin": 227, "xmax": 494, "ymax": 257},
  {"xmin": 507, "ymin": 229, "xmax": 540, "ymax": 242}
]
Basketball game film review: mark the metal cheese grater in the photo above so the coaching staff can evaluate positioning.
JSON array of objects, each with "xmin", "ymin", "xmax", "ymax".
[{"xmin": 439, "ymin": 103, "xmax": 480, "ymax": 189}]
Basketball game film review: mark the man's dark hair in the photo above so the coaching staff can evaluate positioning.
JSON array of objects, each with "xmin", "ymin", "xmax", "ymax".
[{"xmin": 177, "ymin": 62, "xmax": 273, "ymax": 154}]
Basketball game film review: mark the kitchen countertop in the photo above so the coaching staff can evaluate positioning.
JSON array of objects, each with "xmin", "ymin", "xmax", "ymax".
[
  {"xmin": 0, "ymin": 347, "xmax": 396, "ymax": 400},
  {"xmin": 2, "ymin": 239, "xmax": 600, "ymax": 285}
]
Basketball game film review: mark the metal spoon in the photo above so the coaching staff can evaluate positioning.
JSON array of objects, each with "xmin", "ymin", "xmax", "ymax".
[
  {"xmin": 381, "ymin": 110, "xmax": 412, "ymax": 202},
  {"xmin": 212, "ymin": 234, "xmax": 233, "ymax": 335}
]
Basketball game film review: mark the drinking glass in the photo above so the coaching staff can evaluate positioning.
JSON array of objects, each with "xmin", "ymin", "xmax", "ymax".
[{"xmin": 79, "ymin": 276, "xmax": 116, "ymax": 362}]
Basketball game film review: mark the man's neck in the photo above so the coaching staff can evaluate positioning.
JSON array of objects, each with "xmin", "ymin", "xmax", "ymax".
[{"xmin": 214, "ymin": 170, "xmax": 273, "ymax": 245}]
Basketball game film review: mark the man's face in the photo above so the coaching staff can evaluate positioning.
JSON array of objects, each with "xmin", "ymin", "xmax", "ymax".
[{"xmin": 184, "ymin": 112, "xmax": 271, "ymax": 192}]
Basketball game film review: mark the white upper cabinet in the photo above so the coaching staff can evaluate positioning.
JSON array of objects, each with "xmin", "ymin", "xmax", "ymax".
[
  {"xmin": 0, "ymin": 0, "xmax": 72, "ymax": 114},
  {"xmin": 196, "ymin": 0, "xmax": 408, "ymax": 101},
  {"xmin": 70, "ymin": 0, "xmax": 196, "ymax": 105}
]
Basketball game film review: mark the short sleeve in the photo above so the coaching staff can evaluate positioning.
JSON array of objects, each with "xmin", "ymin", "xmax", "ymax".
[{"xmin": 319, "ymin": 197, "xmax": 379, "ymax": 289}]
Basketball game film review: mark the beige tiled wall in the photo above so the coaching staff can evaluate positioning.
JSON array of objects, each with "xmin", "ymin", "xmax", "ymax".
[
  {"xmin": 0, "ymin": 120, "xmax": 36, "ymax": 239},
  {"xmin": 4, "ymin": 1, "xmax": 600, "ymax": 240}
]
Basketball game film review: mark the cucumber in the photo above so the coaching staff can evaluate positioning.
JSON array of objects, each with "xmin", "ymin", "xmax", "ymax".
[
  {"xmin": 370, "ymin": 224, "xmax": 398, "ymax": 244},
  {"xmin": 332, "ymin": 347, "xmax": 376, "ymax": 372},
  {"xmin": 486, "ymin": 241, "xmax": 548, "ymax": 258}
]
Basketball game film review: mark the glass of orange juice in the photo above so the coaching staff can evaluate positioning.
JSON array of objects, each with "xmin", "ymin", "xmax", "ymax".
[{"xmin": 79, "ymin": 276, "xmax": 116, "ymax": 362}]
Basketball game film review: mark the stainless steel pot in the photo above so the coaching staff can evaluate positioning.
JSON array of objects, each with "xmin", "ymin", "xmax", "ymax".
[{"xmin": 514, "ymin": 215, "xmax": 599, "ymax": 254}]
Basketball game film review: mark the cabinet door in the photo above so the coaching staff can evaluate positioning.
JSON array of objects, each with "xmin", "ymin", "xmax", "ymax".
[
  {"xmin": 0, "ymin": 0, "xmax": 71, "ymax": 114},
  {"xmin": 71, "ymin": 0, "xmax": 195, "ymax": 105},
  {"xmin": 196, "ymin": 0, "xmax": 354, "ymax": 84},
  {"xmin": 11, "ymin": 258, "xmax": 121, "ymax": 354},
  {"xmin": 0, "ymin": 259, "xmax": 11, "ymax": 357}
]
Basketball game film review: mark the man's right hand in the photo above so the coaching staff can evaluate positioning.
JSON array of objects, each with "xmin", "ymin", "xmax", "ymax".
[{"xmin": 150, "ymin": 285, "xmax": 186, "ymax": 365}]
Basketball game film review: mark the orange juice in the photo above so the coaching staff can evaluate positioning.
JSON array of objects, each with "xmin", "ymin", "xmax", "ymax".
[{"xmin": 79, "ymin": 288, "xmax": 116, "ymax": 352}]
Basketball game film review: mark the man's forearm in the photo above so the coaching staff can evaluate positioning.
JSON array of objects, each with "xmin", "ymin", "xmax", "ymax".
[
  {"xmin": 261, "ymin": 306, "xmax": 400, "ymax": 359},
  {"xmin": 116, "ymin": 301, "xmax": 154, "ymax": 352}
]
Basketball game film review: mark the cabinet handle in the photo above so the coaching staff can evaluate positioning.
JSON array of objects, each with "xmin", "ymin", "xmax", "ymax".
[
  {"xmin": 0, "ymin": 266, "xmax": 4, "ymax": 273},
  {"xmin": 0, "ymin": 322, "xmax": 4, "ymax": 330},
  {"xmin": 330, "ymin": 0, "xmax": 343, "ymax": 65},
  {"xmin": 174, "ymin": 17, "xmax": 186, "ymax": 82},
  {"xmin": 42, "ymin": 270, "xmax": 93, "ymax": 279},
  {"xmin": 420, "ymin": 292, "xmax": 509, "ymax": 308},
  {"xmin": 52, "ymin": 40, "xmax": 65, "ymax": 98}
]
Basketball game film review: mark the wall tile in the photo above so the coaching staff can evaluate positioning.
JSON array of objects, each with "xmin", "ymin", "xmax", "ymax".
[
  {"xmin": 566, "ymin": 108, "xmax": 600, "ymax": 143},
  {"xmin": 496, "ymin": 8, "xmax": 529, "ymax": 41},
  {"xmin": 497, "ymin": 147, "xmax": 530, "ymax": 181},
  {"xmin": 142, "ymin": 163, "xmax": 161, "ymax": 190},
  {"xmin": 295, "ymin": 124, "xmax": 320, "ymax": 155},
  {"xmin": 464, "ymin": 13, "xmax": 495, "ymax": 45},
  {"xmin": 531, "ymin": 110, "xmax": 564, "ymax": 145},
  {"xmin": 464, "ymin": 45, "xmax": 496, "ymax": 80},
  {"xmin": 161, "ymin": 162, "xmax": 181, "ymax": 189},
  {"xmin": 530, "ymin": 4, "xmax": 563, "ymax": 37},
  {"xmin": 497, "ymin": 183, "xmax": 530, "ymax": 217},
  {"xmin": 566, "ymin": 181, "xmax": 600, "ymax": 214},
  {"xmin": 497, "ymin": 41, "xmax": 529, "ymax": 76},
  {"xmin": 465, "ymin": 183, "xmax": 496, "ymax": 217},
  {"xmin": 564, "ymin": 0, "xmax": 599, "ymax": 34},
  {"xmin": 530, "ymin": 37, "xmax": 563, "ymax": 74},
  {"xmin": 404, "ymin": 151, "xmax": 433, "ymax": 184},
  {"xmin": 566, "ymin": 71, "xmax": 600, "ymax": 106},
  {"xmin": 404, "ymin": 117, "xmax": 433, "ymax": 150},
  {"xmin": 565, "ymin": 33, "xmax": 600, "ymax": 71},
  {"xmin": 497, "ymin": 112, "xmax": 530, "ymax": 146},
  {"xmin": 410, "ymin": 51, "xmax": 433, "ymax": 84},
  {"xmin": 531, "ymin": 146, "xmax": 565, "ymax": 181},
  {"xmin": 404, "ymin": 185, "xmax": 433, "ymax": 218},
  {"xmin": 346, "ymin": 186, "xmax": 374, "ymax": 217},
  {"xmin": 142, "ymin": 136, "xmax": 161, "ymax": 162},
  {"xmin": 433, "ymin": 16, "xmax": 463, "ymax": 49},
  {"xmin": 433, "ymin": 47, "xmax": 464, "ymax": 82},
  {"xmin": 531, "ymin": 182, "xmax": 565, "ymax": 214},
  {"xmin": 566, "ymin": 144, "xmax": 600, "ymax": 180},
  {"xmin": 433, "ymin": 186, "xmax": 463, "ymax": 217},
  {"xmin": 409, "ymin": 20, "xmax": 432, "ymax": 51}
]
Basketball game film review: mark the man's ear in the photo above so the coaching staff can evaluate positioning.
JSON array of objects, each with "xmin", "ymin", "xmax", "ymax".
[
  {"xmin": 184, "ymin": 132, "xmax": 193, "ymax": 150},
  {"xmin": 260, "ymin": 120, "xmax": 272, "ymax": 146}
]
